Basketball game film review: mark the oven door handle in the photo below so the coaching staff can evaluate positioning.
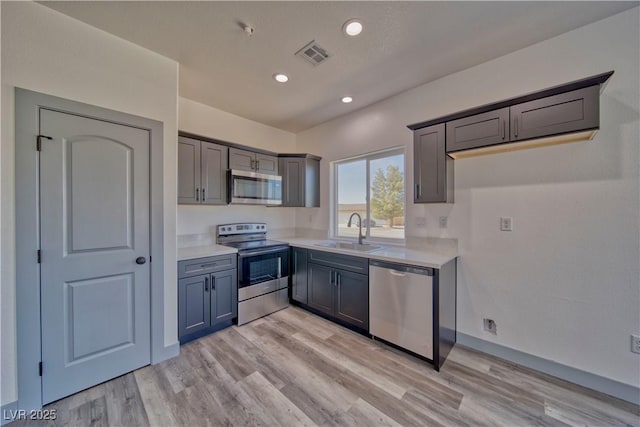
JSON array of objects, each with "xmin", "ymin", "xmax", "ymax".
[{"xmin": 238, "ymin": 246, "xmax": 289, "ymax": 258}]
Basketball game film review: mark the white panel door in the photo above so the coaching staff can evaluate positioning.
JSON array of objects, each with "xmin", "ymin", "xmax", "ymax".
[{"xmin": 39, "ymin": 108, "xmax": 150, "ymax": 404}]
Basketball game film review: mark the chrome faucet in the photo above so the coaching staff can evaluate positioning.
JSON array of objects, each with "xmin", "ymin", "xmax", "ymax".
[{"xmin": 347, "ymin": 212, "xmax": 365, "ymax": 245}]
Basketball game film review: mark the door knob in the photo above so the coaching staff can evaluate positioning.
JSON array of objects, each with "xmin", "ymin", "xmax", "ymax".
[{"xmin": 135, "ymin": 257, "xmax": 147, "ymax": 265}]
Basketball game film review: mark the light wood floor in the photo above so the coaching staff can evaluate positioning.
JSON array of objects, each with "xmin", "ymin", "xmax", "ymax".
[{"xmin": 15, "ymin": 306, "xmax": 640, "ymax": 426}]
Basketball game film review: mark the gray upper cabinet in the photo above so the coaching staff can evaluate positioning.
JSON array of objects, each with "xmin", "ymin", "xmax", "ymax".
[
  {"xmin": 201, "ymin": 142, "xmax": 228, "ymax": 205},
  {"xmin": 178, "ymin": 137, "xmax": 201, "ymax": 204},
  {"xmin": 229, "ymin": 147, "xmax": 255, "ymax": 172},
  {"xmin": 510, "ymin": 86, "xmax": 599, "ymax": 142},
  {"xmin": 178, "ymin": 136, "xmax": 228, "ymax": 205},
  {"xmin": 279, "ymin": 155, "xmax": 321, "ymax": 207},
  {"xmin": 229, "ymin": 147, "xmax": 279, "ymax": 175},
  {"xmin": 446, "ymin": 108, "xmax": 509, "ymax": 152},
  {"xmin": 255, "ymin": 153, "xmax": 278, "ymax": 174},
  {"xmin": 414, "ymin": 123, "xmax": 453, "ymax": 204}
]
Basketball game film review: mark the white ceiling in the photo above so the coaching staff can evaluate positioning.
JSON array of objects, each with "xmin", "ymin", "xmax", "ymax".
[{"xmin": 42, "ymin": 1, "xmax": 637, "ymax": 133}]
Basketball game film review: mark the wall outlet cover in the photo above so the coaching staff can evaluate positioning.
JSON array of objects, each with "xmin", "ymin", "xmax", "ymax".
[
  {"xmin": 415, "ymin": 217, "xmax": 427, "ymax": 227},
  {"xmin": 439, "ymin": 216, "xmax": 448, "ymax": 228},
  {"xmin": 483, "ymin": 318, "xmax": 497, "ymax": 334},
  {"xmin": 631, "ymin": 335, "xmax": 640, "ymax": 354}
]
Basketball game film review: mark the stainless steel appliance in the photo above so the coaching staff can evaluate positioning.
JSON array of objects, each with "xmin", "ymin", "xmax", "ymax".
[
  {"xmin": 217, "ymin": 223, "xmax": 289, "ymax": 325},
  {"xmin": 369, "ymin": 260, "xmax": 434, "ymax": 359},
  {"xmin": 228, "ymin": 170, "xmax": 282, "ymax": 205}
]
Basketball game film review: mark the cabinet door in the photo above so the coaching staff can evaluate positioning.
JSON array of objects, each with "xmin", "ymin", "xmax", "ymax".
[
  {"xmin": 414, "ymin": 123, "xmax": 452, "ymax": 203},
  {"xmin": 229, "ymin": 147, "xmax": 255, "ymax": 172},
  {"xmin": 178, "ymin": 137, "xmax": 201, "ymax": 204},
  {"xmin": 201, "ymin": 141, "xmax": 228, "ymax": 205},
  {"xmin": 307, "ymin": 263, "xmax": 334, "ymax": 316},
  {"xmin": 510, "ymin": 86, "xmax": 599, "ymax": 142},
  {"xmin": 178, "ymin": 275, "xmax": 211, "ymax": 339},
  {"xmin": 291, "ymin": 247, "xmax": 308, "ymax": 304},
  {"xmin": 335, "ymin": 270, "xmax": 369, "ymax": 330},
  {"xmin": 211, "ymin": 269, "xmax": 238, "ymax": 326},
  {"xmin": 304, "ymin": 158, "xmax": 320, "ymax": 208},
  {"xmin": 280, "ymin": 158, "xmax": 304, "ymax": 207},
  {"xmin": 446, "ymin": 108, "xmax": 509, "ymax": 152},
  {"xmin": 256, "ymin": 153, "xmax": 278, "ymax": 175}
]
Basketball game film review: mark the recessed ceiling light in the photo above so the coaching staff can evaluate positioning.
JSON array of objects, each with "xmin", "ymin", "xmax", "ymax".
[
  {"xmin": 273, "ymin": 73, "xmax": 289, "ymax": 83},
  {"xmin": 341, "ymin": 96, "xmax": 353, "ymax": 104},
  {"xmin": 343, "ymin": 19, "xmax": 363, "ymax": 36}
]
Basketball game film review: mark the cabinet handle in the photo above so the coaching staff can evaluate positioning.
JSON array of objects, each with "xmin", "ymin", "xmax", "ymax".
[
  {"xmin": 416, "ymin": 184, "xmax": 421, "ymax": 199},
  {"xmin": 204, "ymin": 276, "xmax": 209, "ymax": 292},
  {"xmin": 196, "ymin": 188, "xmax": 199, "ymax": 201},
  {"xmin": 256, "ymin": 160, "xmax": 260, "ymax": 170},
  {"xmin": 202, "ymin": 188, "xmax": 205, "ymax": 201},
  {"xmin": 514, "ymin": 117, "xmax": 519, "ymax": 138},
  {"xmin": 336, "ymin": 272, "xmax": 340, "ymax": 287},
  {"xmin": 211, "ymin": 277, "xmax": 215, "ymax": 291},
  {"xmin": 502, "ymin": 119, "xmax": 506, "ymax": 140},
  {"xmin": 250, "ymin": 159, "xmax": 256, "ymax": 170}
]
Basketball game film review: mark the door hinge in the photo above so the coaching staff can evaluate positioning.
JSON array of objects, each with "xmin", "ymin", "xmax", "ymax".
[
  {"xmin": 37, "ymin": 250, "xmax": 42, "ymax": 264},
  {"xmin": 36, "ymin": 135, "xmax": 52, "ymax": 151},
  {"xmin": 38, "ymin": 361, "xmax": 43, "ymax": 376}
]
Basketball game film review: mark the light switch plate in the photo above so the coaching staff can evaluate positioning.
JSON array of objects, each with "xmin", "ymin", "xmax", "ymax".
[{"xmin": 500, "ymin": 217, "xmax": 513, "ymax": 231}]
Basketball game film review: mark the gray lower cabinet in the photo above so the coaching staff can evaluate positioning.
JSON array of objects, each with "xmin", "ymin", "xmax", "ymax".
[
  {"xmin": 178, "ymin": 274, "xmax": 210, "ymax": 337},
  {"xmin": 291, "ymin": 247, "xmax": 308, "ymax": 304},
  {"xmin": 178, "ymin": 254, "xmax": 237, "ymax": 343},
  {"xmin": 334, "ymin": 269, "xmax": 369, "ymax": 330},
  {"xmin": 178, "ymin": 136, "xmax": 228, "ymax": 205},
  {"xmin": 510, "ymin": 86, "xmax": 599, "ymax": 142},
  {"xmin": 307, "ymin": 263, "xmax": 335, "ymax": 314},
  {"xmin": 305, "ymin": 250, "xmax": 369, "ymax": 331},
  {"xmin": 211, "ymin": 268, "xmax": 238, "ymax": 325},
  {"xmin": 446, "ymin": 107, "xmax": 509, "ymax": 152},
  {"xmin": 414, "ymin": 123, "xmax": 453, "ymax": 203},
  {"xmin": 279, "ymin": 155, "xmax": 321, "ymax": 207},
  {"xmin": 229, "ymin": 147, "xmax": 278, "ymax": 175}
]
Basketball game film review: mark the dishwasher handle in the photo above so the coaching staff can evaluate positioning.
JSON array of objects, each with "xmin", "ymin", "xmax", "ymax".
[{"xmin": 370, "ymin": 259, "xmax": 433, "ymax": 276}]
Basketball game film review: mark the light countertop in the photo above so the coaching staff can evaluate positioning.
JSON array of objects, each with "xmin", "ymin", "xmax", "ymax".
[
  {"xmin": 282, "ymin": 238, "xmax": 457, "ymax": 269},
  {"xmin": 177, "ymin": 244, "xmax": 237, "ymax": 261}
]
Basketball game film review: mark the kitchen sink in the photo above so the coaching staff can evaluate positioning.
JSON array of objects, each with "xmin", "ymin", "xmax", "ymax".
[{"xmin": 314, "ymin": 241, "xmax": 383, "ymax": 252}]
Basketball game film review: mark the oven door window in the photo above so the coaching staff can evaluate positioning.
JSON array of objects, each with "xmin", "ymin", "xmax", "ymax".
[{"xmin": 239, "ymin": 250, "xmax": 289, "ymax": 288}]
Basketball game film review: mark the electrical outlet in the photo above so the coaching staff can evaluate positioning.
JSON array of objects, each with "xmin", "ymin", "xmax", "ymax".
[
  {"xmin": 631, "ymin": 335, "xmax": 640, "ymax": 354},
  {"xmin": 439, "ymin": 216, "xmax": 448, "ymax": 228},
  {"xmin": 415, "ymin": 217, "xmax": 426, "ymax": 227},
  {"xmin": 500, "ymin": 217, "xmax": 513, "ymax": 231},
  {"xmin": 483, "ymin": 318, "xmax": 497, "ymax": 334}
]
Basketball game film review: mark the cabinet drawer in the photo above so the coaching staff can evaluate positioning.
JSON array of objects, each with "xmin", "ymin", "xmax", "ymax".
[
  {"xmin": 308, "ymin": 250, "xmax": 369, "ymax": 275},
  {"xmin": 178, "ymin": 255, "xmax": 237, "ymax": 279},
  {"xmin": 446, "ymin": 108, "xmax": 509, "ymax": 152}
]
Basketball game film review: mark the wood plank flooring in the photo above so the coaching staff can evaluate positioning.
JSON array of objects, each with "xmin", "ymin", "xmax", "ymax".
[{"xmin": 13, "ymin": 306, "xmax": 640, "ymax": 426}]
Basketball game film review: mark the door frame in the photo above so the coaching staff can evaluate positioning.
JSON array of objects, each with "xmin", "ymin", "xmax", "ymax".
[{"xmin": 15, "ymin": 88, "xmax": 168, "ymax": 410}]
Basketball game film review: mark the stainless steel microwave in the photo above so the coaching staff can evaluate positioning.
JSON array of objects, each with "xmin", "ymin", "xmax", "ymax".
[{"xmin": 228, "ymin": 169, "xmax": 282, "ymax": 205}]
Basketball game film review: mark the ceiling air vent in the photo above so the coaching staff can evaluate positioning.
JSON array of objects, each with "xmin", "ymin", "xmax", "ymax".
[{"xmin": 295, "ymin": 40, "xmax": 330, "ymax": 66}]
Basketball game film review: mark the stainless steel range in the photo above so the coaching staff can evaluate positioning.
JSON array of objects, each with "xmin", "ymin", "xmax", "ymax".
[{"xmin": 217, "ymin": 223, "xmax": 289, "ymax": 325}]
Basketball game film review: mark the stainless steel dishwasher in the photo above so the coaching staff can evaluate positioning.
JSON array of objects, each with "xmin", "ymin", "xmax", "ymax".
[{"xmin": 369, "ymin": 260, "xmax": 434, "ymax": 359}]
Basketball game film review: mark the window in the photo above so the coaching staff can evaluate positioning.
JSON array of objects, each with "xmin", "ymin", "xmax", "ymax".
[{"xmin": 334, "ymin": 148, "xmax": 405, "ymax": 241}]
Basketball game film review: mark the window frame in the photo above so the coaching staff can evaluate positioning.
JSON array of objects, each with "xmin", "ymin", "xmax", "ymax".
[{"xmin": 331, "ymin": 146, "xmax": 406, "ymax": 244}]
